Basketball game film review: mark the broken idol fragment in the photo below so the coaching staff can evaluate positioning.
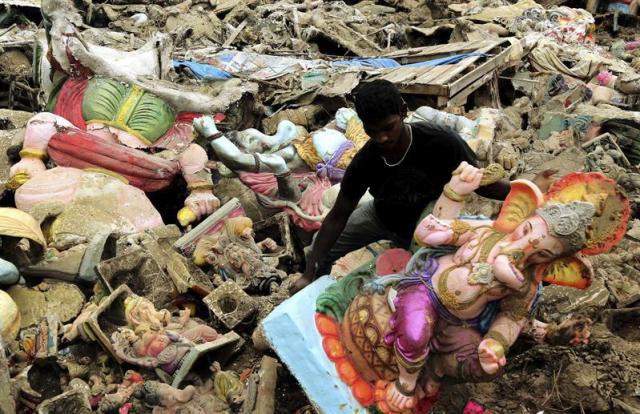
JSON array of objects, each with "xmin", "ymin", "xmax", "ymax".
[
  {"xmin": 192, "ymin": 216, "xmax": 286, "ymax": 294},
  {"xmin": 8, "ymin": 0, "xmax": 236, "ymax": 227},
  {"xmin": 195, "ymin": 108, "xmax": 371, "ymax": 230}
]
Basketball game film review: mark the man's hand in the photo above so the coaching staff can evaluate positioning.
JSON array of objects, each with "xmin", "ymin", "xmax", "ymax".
[
  {"xmin": 290, "ymin": 268, "xmax": 315, "ymax": 294},
  {"xmin": 193, "ymin": 116, "xmax": 219, "ymax": 138},
  {"xmin": 532, "ymin": 169, "xmax": 558, "ymax": 193}
]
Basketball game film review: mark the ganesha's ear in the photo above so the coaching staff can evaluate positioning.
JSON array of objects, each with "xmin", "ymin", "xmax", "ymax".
[
  {"xmin": 494, "ymin": 180, "xmax": 545, "ymax": 233},
  {"xmin": 534, "ymin": 255, "xmax": 593, "ymax": 289}
]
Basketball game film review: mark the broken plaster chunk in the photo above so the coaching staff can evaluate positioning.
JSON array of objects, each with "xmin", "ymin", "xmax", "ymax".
[
  {"xmin": 82, "ymin": 285, "xmax": 134, "ymax": 364},
  {"xmin": 0, "ymin": 343, "xmax": 14, "ymax": 414},
  {"xmin": 168, "ymin": 331, "xmax": 243, "ymax": 388},
  {"xmin": 7, "ymin": 281, "xmax": 85, "ymax": 329},
  {"xmin": 36, "ymin": 385, "xmax": 91, "ymax": 414},
  {"xmin": 96, "ymin": 249, "xmax": 176, "ymax": 310},
  {"xmin": 537, "ymin": 278, "xmax": 610, "ymax": 320},
  {"xmin": 204, "ymin": 281, "xmax": 257, "ymax": 330}
]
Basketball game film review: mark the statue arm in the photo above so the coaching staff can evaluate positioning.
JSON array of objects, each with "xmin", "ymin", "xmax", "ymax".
[
  {"xmin": 414, "ymin": 215, "xmax": 492, "ymax": 247},
  {"xmin": 194, "ymin": 117, "xmax": 289, "ymax": 174},
  {"xmin": 478, "ymin": 284, "xmax": 536, "ymax": 374},
  {"xmin": 433, "ymin": 161, "xmax": 484, "ymax": 219},
  {"xmin": 113, "ymin": 343, "xmax": 160, "ymax": 369}
]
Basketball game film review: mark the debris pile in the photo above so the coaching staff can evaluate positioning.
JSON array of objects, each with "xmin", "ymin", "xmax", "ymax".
[{"xmin": 0, "ymin": 0, "xmax": 640, "ymax": 413}]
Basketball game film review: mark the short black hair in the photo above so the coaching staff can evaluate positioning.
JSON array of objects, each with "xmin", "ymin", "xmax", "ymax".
[{"xmin": 354, "ymin": 80, "xmax": 404, "ymax": 124}]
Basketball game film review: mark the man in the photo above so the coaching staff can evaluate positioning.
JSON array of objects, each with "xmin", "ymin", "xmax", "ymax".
[{"xmin": 292, "ymin": 80, "xmax": 550, "ymax": 293}]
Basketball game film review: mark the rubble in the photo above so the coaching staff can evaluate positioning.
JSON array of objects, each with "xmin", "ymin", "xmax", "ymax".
[{"xmin": 1, "ymin": 0, "xmax": 640, "ymax": 412}]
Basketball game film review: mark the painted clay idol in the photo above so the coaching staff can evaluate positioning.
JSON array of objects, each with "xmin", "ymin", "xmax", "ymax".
[
  {"xmin": 194, "ymin": 110, "xmax": 370, "ymax": 230},
  {"xmin": 7, "ymin": 0, "xmax": 235, "ymax": 226},
  {"xmin": 312, "ymin": 167, "xmax": 628, "ymax": 413}
]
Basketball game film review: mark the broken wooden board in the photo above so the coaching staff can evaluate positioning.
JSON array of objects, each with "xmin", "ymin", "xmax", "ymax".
[{"xmin": 376, "ymin": 38, "xmax": 519, "ymax": 108}]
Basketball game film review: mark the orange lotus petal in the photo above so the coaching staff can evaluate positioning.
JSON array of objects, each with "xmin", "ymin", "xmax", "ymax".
[
  {"xmin": 336, "ymin": 359, "xmax": 358, "ymax": 385},
  {"xmin": 322, "ymin": 336, "xmax": 345, "ymax": 362},
  {"xmin": 315, "ymin": 313, "xmax": 340, "ymax": 337},
  {"xmin": 351, "ymin": 379, "xmax": 375, "ymax": 407}
]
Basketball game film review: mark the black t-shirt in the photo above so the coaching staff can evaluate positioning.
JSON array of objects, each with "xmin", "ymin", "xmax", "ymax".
[{"xmin": 341, "ymin": 121, "xmax": 478, "ymax": 240}]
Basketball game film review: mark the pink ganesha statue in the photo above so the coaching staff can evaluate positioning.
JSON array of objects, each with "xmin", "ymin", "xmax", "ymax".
[
  {"xmin": 110, "ymin": 294, "xmax": 219, "ymax": 375},
  {"xmin": 314, "ymin": 167, "xmax": 629, "ymax": 413},
  {"xmin": 9, "ymin": 101, "xmax": 219, "ymax": 226}
]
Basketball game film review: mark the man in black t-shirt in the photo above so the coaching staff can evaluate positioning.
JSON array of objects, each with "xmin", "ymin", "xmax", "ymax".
[{"xmin": 290, "ymin": 80, "xmax": 517, "ymax": 293}]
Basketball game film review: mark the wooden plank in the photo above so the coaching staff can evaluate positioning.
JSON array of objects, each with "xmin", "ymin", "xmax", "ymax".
[
  {"xmin": 422, "ymin": 40, "xmax": 503, "ymax": 89},
  {"xmin": 447, "ymin": 71, "xmax": 495, "ymax": 107},
  {"xmin": 448, "ymin": 42, "xmax": 513, "ymax": 97},
  {"xmin": 412, "ymin": 65, "xmax": 455, "ymax": 85},
  {"xmin": 382, "ymin": 39, "xmax": 494, "ymax": 61},
  {"xmin": 379, "ymin": 66, "xmax": 437, "ymax": 83},
  {"xmin": 398, "ymin": 82, "xmax": 448, "ymax": 96},
  {"xmin": 378, "ymin": 66, "xmax": 450, "ymax": 95}
]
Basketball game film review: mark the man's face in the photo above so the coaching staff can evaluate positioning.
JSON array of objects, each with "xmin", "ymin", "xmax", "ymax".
[{"xmin": 362, "ymin": 113, "xmax": 405, "ymax": 150}]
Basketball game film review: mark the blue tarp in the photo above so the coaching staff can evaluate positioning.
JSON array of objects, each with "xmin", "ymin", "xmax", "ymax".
[
  {"xmin": 332, "ymin": 57, "xmax": 401, "ymax": 69},
  {"xmin": 404, "ymin": 52, "xmax": 488, "ymax": 67},
  {"xmin": 173, "ymin": 59, "xmax": 233, "ymax": 80},
  {"xmin": 332, "ymin": 53, "xmax": 487, "ymax": 69},
  {"xmin": 174, "ymin": 52, "xmax": 490, "ymax": 81}
]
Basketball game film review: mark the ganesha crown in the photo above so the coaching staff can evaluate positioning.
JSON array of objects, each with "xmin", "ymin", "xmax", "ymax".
[{"xmin": 536, "ymin": 201, "xmax": 596, "ymax": 253}]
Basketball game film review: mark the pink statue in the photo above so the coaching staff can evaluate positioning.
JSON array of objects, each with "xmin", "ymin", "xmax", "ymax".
[
  {"xmin": 134, "ymin": 362, "xmax": 243, "ymax": 413},
  {"xmin": 108, "ymin": 294, "xmax": 219, "ymax": 374},
  {"xmin": 110, "ymin": 324, "xmax": 217, "ymax": 375},
  {"xmin": 8, "ymin": 0, "xmax": 232, "ymax": 226},
  {"xmin": 314, "ymin": 164, "xmax": 629, "ymax": 414},
  {"xmin": 10, "ymin": 110, "xmax": 218, "ymax": 226},
  {"xmin": 123, "ymin": 294, "xmax": 219, "ymax": 342}
]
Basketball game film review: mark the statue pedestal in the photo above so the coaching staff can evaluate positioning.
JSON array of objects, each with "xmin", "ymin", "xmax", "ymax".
[{"xmin": 262, "ymin": 276, "xmax": 363, "ymax": 413}]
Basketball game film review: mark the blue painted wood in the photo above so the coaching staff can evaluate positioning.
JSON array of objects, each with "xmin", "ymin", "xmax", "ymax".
[{"xmin": 262, "ymin": 276, "xmax": 365, "ymax": 414}]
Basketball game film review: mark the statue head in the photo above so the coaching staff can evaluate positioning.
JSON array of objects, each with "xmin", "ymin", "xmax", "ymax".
[
  {"xmin": 124, "ymin": 295, "xmax": 170, "ymax": 330},
  {"xmin": 493, "ymin": 172, "xmax": 629, "ymax": 288}
]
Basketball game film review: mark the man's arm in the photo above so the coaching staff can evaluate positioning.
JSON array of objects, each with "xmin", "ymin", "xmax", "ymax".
[
  {"xmin": 291, "ymin": 190, "xmax": 360, "ymax": 293},
  {"xmin": 475, "ymin": 169, "xmax": 559, "ymax": 201},
  {"xmin": 475, "ymin": 179, "xmax": 511, "ymax": 201}
]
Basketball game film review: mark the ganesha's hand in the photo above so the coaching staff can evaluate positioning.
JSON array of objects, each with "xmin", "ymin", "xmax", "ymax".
[
  {"xmin": 193, "ymin": 116, "xmax": 219, "ymax": 138},
  {"xmin": 449, "ymin": 161, "xmax": 484, "ymax": 196},
  {"xmin": 478, "ymin": 339, "xmax": 507, "ymax": 375},
  {"xmin": 8, "ymin": 157, "xmax": 47, "ymax": 188},
  {"xmin": 414, "ymin": 215, "xmax": 454, "ymax": 246},
  {"xmin": 258, "ymin": 237, "xmax": 277, "ymax": 252},
  {"xmin": 184, "ymin": 190, "xmax": 220, "ymax": 219},
  {"xmin": 546, "ymin": 317, "xmax": 592, "ymax": 346}
]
